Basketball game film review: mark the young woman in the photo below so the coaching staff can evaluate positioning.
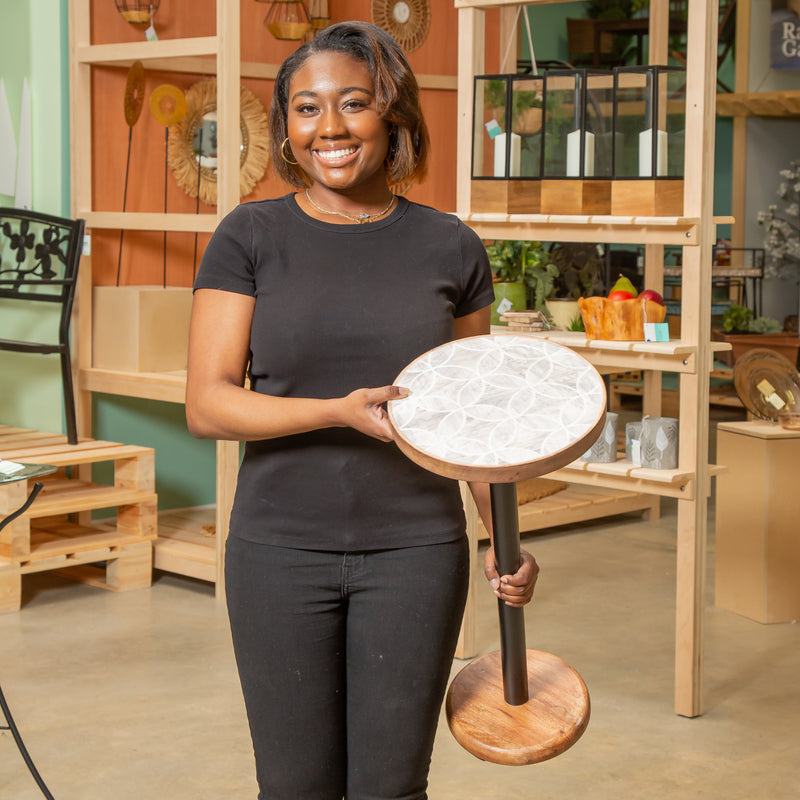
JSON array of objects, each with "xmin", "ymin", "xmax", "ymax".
[{"xmin": 186, "ymin": 21, "xmax": 538, "ymax": 800}]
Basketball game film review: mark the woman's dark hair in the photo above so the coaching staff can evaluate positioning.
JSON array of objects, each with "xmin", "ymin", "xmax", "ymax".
[{"xmin": 269, "ymin": 20, "xmax": 430, "ymax": 189}]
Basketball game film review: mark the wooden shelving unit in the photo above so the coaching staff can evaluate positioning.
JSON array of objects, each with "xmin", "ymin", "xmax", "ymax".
[
  {"xmin": 454, "ymin": 0, "xmax": 722, "ymax": 718},
  {"xmin": 68, "ymin": 2, "xmax": 467, "ymax": 598},
  {"xmin": 69, "ymin": 0, "xmax": 242, "ymax": 595}
]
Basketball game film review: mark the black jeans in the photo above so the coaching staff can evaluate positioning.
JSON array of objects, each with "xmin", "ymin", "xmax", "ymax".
[{"xmin": 225, "ymin": 535, "xmax": 470, "ymax": 800}]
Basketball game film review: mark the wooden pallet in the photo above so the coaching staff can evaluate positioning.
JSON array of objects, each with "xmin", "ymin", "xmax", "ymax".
[{"xmin": 0, "ymin": 426, "xmax": 157, "ymax": 612}]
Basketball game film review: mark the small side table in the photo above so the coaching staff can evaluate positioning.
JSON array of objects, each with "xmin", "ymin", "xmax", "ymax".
[
  {"xmin": 715, "ymin": 421, "xmax": 800, "ymax": 623},
  {"xmin": 1, "ymin": 462, "xmax": 57, "ymax": 800}
]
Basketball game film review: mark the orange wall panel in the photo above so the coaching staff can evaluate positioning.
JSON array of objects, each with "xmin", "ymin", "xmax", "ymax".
[{"xmin": 90, "ymin": 1, "xmax": 499, "ymax": 287}]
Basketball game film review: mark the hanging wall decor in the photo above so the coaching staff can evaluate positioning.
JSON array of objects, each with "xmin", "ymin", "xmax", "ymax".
[
  {"xmin": 117, "ymin": 60, "xmax": 146, "ymax": 286},
  {"xmin": 167, "ymin": 78, "xmax": 270, "ymax": 207},
  {"xmin": 150, "ymin": 84, "xmax": 187, "ymax": 288},
  {"xmin": 256, "ymin": 0, "xmax": 312, "ymax": 41},
  {"xmin": 114, "ymin": 0, "xmax": 161, "ymax": 25},
  {"xmin": 308, "ymin": 0, "xmax": 332, "ymax": 39},
  {"xmin": 471, "ymin": 73, "xmax": 545, "ymax": 214},
  {"xmin": 371, "ymin": 0, "xmax": 430, "ymax": 53}
]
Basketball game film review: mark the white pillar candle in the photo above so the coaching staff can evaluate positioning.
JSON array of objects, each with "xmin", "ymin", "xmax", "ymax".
[
  {"xmin": 566, "ymin": 129, "xmax": 595, "ymax": 177},
  {"xmin": 638, "ymin": 128, "xmax": 668, "ymax": 177},
  {"xmin": 493, "ymin": 132, "xmax": 521, "ymax": 178}
]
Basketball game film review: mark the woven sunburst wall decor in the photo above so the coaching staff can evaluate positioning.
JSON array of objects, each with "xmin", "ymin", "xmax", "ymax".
[
  {"xmin": 371, "ymin": 0, "xmax": 430, "ymax": 53},
  {"xmin": 168, "ymin": 78, "xmax": 270, "ymax": 207}
]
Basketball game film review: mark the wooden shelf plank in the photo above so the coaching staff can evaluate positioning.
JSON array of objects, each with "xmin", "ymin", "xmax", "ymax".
[
  {"xmin": 80, "ymin": 367, "xmax": 188, "ymax": 404},
  {"xmin": 77, "ymin": 37, "xmax": 219, "ymax": 64},
  {"xmin": 716, "ymin": 90, "xmax": 800, "ymax": 118},
  {"xmin": 82, "ymin": 211, "xmax": 219, "ymax": 233}
]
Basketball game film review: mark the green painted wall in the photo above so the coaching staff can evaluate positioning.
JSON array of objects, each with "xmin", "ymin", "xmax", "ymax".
[
  {"xmin": 1, "ymin": 0, "xmax": 67, "ymax": 437},
  {"xmin": 1, "ymin": 0, "xmax": 218, "ymax": 510}
]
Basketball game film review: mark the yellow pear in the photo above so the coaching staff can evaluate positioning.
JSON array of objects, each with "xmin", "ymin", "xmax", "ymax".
[{"xmin": 610, "ymin": 274, "xmax": 637, "ymax": 297}]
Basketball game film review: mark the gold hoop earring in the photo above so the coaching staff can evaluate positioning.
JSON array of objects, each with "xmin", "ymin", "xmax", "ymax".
[{"xmin": 280, "ymin": 137, "xmax": 298, "ymax": 165}]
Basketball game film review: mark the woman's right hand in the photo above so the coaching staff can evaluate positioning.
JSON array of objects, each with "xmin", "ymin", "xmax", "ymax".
[{"xmin": 336, "ymin": 385, "xmax": 408, "ymax": 442}]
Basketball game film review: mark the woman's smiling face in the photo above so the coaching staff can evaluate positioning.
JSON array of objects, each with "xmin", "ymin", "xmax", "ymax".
[{"xmin": 286, "ymin": 51, "xmax": 391, "ymax": 197}]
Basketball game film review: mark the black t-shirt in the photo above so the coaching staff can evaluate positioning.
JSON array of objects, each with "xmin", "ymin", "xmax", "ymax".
[{"xmin": 194, "ymin": 193, "xmax": 494, "ymax": 551}]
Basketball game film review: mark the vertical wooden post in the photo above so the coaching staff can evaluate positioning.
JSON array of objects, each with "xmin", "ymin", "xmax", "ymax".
[
  {"xmin": 455, "ymin": 482, "xmax": 479, "ymax": 659},
  {"xmin": 213, "ymin": 0, "xmax": 242, "ymax": 599},
  {"xmin": 731, "ymin": 0, "xmax": 751, "ymax": 250},
  {"xmin": 457, "ymin": 7, "xmax": 485, "ymax": 218},
  {"xmin": 674, "ymin": 0, "xmax": 719, "ymax": 718}
]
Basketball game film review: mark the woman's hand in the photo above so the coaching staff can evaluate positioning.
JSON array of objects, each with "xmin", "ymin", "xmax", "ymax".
[
  {"xmin": 484, "ymin": 547, "xmax": 539, "ymax": 607},
  {"xmin": 336, "ymin": 385, "xmax": 408, "ymax": 442}
]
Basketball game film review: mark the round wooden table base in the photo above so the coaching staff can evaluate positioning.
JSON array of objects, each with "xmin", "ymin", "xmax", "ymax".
[{"xmin": 446, "ymin": 649, "xmax": 590, "ymax": 766}]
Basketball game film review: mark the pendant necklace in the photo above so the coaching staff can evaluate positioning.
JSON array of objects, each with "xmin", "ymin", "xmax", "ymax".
[{"xmin": 305, "ymin": 189, "xmax": 396, "ymax": 224}]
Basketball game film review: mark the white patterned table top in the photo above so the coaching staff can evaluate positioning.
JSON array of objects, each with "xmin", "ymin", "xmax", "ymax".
[{"xmin": 389, "ymin": 335, "xmax": 607, "ymax": 482}]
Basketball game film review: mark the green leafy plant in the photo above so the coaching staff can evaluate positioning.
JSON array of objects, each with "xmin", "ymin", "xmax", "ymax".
[
  {"xmin": 722, "ymin": 303, "xmax": 753, "ymax": 333},
  {"xmin": 484, "ymin": 79, "xmax": 543, "ymax": 133},
  {"xmin": 485, "ymin": 240, "xmax": 559, "ymax": 311},
  {"xmin": 568, "ymin": 313, "xmax": 586, "ymax": 332},
  {"xmin": 548, "ymin": 243, "xmax": 605, "ymax": 299},
  {"xmin": 748, "ymin": 316, "xmax": 783, "ymax": 334}
]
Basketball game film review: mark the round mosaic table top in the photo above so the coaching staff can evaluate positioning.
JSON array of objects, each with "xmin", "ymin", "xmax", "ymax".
[{"xmin": 388, "ymin": 334, "xmax": 606, "ymax": 483}]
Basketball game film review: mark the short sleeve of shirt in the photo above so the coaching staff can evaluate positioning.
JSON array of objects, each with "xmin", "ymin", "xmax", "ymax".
[
  {"xmin": 194, "ymin": 204, "xmax": 257, "ymax": 296},
  {"xmin": 455, "ymin": 220, "xmax": 493, "ymax": 318}
]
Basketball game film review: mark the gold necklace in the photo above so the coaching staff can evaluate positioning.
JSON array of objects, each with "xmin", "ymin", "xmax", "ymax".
[{"xmin": 305, "ymin": 189, "xmax": 396, "ymax": 224}]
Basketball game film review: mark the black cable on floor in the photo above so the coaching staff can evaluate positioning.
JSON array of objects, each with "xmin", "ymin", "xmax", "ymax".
[{"xmin": 0, "ymin": 682, "xmax": 56, "ymax": 799}]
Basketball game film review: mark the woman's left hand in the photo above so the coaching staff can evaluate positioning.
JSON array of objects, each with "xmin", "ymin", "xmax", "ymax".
[{"xmin": 483, "ymin": 547, "xmax": 539, "ymax": 607}]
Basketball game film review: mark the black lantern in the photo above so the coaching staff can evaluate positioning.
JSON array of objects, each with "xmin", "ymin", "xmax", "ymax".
[
  {"xmin": 471, "ymin": 73, "xmax": 544, "ymax": 214},
  {"xmin": 540, "ymin": 68, "xmax": 614, "ymax": 214},
  {"xmin": 611, "ymin": 65, "xmax": 686, "ymax": 216}
]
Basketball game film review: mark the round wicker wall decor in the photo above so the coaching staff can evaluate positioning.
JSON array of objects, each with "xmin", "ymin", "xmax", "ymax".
[{"xmin": 371, "ymin": 0, "xmax": 430, "ymax": 53}]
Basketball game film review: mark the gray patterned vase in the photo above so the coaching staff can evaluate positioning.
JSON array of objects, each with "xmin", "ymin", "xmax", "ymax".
[
  {"xmin": 581, "ymin": 412, "xmax": 618, "ymax": 463},
  {"xmin": 640, "ymin": 416, "xmax": 679, "ymax": 469}
]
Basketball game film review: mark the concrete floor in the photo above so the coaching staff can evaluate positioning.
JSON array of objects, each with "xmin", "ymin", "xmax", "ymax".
[{"xmin": 2, "ymin": 497, "xmax": 799, "ymax": 798}]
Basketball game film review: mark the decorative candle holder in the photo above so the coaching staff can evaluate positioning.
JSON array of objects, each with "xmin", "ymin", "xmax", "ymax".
[
  {"xmin": 471, "ymin": 74, "xmax": 544, "ymax": 214},
  {"xmin": 640, "ymin": 416, "xmax": 679, "ymax": 469},
  {"xmin": 611, "ymin": 65, "xmax": 685, "ymax": 216},
  {"xmin": 540, "ymin": 69, "xmax": 614, "ymax": 215},
  {"xmin": 581, "ymin": 412, "xmax": 618, "ymax": 463}
]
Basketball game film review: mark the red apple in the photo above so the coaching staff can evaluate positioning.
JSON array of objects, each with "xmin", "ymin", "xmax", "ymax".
[
  {"xmin": 608, "ymin": 290, "xmax": 636, "ymax": 301},
  {"xmin": 638, "ymin": 289, "xmax": 664, "ymax": 305}
]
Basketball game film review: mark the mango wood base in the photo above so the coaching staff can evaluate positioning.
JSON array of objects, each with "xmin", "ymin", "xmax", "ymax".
[
  {"xmin": 471, "ymin": 179, "xmax": 541, "ymax": 214},
  {"xmin": 540, "ymin": 179, "xmax": 612, "ymax": 215},
  {"xmin": 446, "ymin": 649, "xmax": 590, "ymax": 765},
  {"xmin": 611, "ymin": 179, "xmax": 684, "ymax": 216}
]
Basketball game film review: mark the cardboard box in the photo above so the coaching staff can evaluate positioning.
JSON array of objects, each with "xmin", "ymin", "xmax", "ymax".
[{"xmin": 92, "ymin": 285, "xmax": 193, "ymax": 372}]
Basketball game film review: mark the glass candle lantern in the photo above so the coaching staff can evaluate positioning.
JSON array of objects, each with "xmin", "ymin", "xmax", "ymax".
[
  {"xmin": 541, "ymin": 69, "xmax": 612, "ymax": 180},
  {"xmin": 471, "ymin": 74, "xmax": 544, "ymax": 213},
  {"xmin": 611, "ymin": 65, "xmax": 686, "ymax": 215},
  {"xmin": 612, "ymin": 65, "xmax": 685, "ymax": 180},
  {"xmin": 540, "ymin": 69, "xmax": 614, "ymax": 214}
]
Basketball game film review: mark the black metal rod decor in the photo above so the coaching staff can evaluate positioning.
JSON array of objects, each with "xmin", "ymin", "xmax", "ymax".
[{"xmin": 490, "ymin": 481, "xmax": 529, "ymax": 706}]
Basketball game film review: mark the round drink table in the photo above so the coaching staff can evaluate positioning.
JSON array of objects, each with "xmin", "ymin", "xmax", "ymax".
[{"xmin": 388, "ymin": 334, "xmax": 606, "ymax": 765}]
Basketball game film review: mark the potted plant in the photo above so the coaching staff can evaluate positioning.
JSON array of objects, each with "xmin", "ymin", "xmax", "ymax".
[
  {"xmin": 544, "ymin": 243, "xmax": 605, "ymax": 329},
  {"xmin": 715, "ymin": 303, "xmax": 800, "ymax": 367},
  {"xmin": 485, "ymin": 239, "xmax": 559, "ymax": 324},
  {"xmin": 484, "ymin": 79, "xmax": 545, "ymax": 135}
]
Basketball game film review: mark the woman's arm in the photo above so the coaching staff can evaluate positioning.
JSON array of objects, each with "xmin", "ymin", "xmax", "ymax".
[{"xmin": 185, "ymin": 289, "xmax": 405, "ymax": 442}]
